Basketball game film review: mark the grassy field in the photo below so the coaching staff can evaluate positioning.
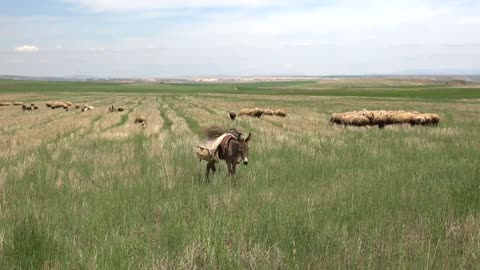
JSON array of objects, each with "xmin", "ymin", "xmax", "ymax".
[{"xmin": 0, "ymin": 79, "xmax": 480, "ymax": 269}]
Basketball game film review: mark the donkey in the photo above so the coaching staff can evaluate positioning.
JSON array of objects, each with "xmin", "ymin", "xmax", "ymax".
[{"xmin": 206, "ymin": 133, "xmax": 252, "ymax": 181}]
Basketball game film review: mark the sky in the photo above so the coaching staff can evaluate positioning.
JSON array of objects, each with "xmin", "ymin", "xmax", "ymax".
[{"xmin": 1, "ymin": 0, "xmax": 480, "ymax": 77}]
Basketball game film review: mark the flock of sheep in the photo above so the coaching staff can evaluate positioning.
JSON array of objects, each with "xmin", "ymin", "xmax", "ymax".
[
  {"xmin": 3, "ymin": 100, "xmax": 442, "ymax": 129},
  {"xmin": 1, "ymin": 100, "xmax": 151, "ymax": 128},
  {"xmin": 0, "ymin": 101, "xmax": 32, "ymax": 107},
  {"xmin": 108, "ymin": 105, "xmax": 125, "ymax": 112},
  {"xmin": 0, "ymin": 101, "xmax": 95, "ymax": 112},
  {"xmin": 330, "ymin": 110, "xmax": 440, "ymax": 128},
  {"xmin": 229, "ymin": 108, "xmax": 287, "ymax": 120},
  {"xmin": 45, "ymin": 101, "xmax": 95, "ymax": 112}
]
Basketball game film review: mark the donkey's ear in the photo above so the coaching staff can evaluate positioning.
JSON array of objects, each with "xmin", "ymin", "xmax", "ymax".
[{"xmin": 245, "ymin": 133, "xmax": 252, "ymax": 143}]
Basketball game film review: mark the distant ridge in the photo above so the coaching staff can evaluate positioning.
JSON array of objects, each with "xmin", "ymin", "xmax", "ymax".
[{"xmin": 1, "ymin": 74, "xmax": 480, "ymax": 83}]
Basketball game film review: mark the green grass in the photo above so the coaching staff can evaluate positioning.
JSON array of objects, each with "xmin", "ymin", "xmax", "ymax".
[
  {"xmin": 1, "ymin": 79, "xmax": 480, "ymax": 269},
  {"xmin": 2, "ymin": 79, "xmax": 480, "ymax": 100}
]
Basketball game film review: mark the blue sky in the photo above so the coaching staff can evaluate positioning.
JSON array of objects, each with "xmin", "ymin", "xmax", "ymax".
[{"xmin": 1, "ymin": 0, "xmax": 480, "ymax": 77}]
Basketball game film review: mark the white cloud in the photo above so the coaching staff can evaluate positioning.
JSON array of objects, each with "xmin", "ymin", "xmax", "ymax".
[
  {"xmin": 64, "ymin": 0, "xmax": 287, "ymax": 12},
  {"xmin": 88, "ymin": 47, "xmax": 106, "ymax": 52},
  {"xmin": 14, "ymin": 45, "xmax": 40, "ymax": 52},
  {"xmin": 2, "ymin": 1, "xmax": 480, "ymax": 76}
]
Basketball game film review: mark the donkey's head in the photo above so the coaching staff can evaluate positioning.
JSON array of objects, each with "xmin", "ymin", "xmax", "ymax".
[{"xmin": 236, "ymin": 133, "xmax": 252, "ymax": 165}]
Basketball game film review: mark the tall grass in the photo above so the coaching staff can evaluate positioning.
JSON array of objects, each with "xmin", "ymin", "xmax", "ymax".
[{"xmin": 0, "ymin": 87, "xmax": 479, "ymax": 269}]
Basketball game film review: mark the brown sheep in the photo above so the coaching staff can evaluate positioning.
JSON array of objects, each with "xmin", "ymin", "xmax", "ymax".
[
  {"xmin": 22, "ymin": 105, "xmax": 27, "ymax": 111},
  {"xmin": 263, "ymin": 109, "xmax": 274, "ymax": 116},
  {"xmin": 251, "ymin": 108, "xmax": 264, "ymax": 118},
  {"xmin": 49, "ymin": 102, "xmax": 67, "ymax": 109},
  {"xmin": 274, "ymin": 109, "xmax": 287, "ymax": 117},
  {"xmin": 341, "ymin": 114, "xmax": 354, "ymax": 126},
  {"xmin": 362, "ymin": 111, "xmax": 375, "ymax": 122},
  {"xmin": 117, "ymin": 107, "xmax": 125, "ymax": 112},
  {"xmin": 45, "ymin": 102, "xmax": 53, "ymax": 108},
  {"xmin": 238, "ymin": 109, "xmax": 251, "ymax": 116},
  {"xmin": 13, "ymin": 102, "xmax": 24, "ymax": 106},
  {"xmin": 427, "ymin": 113, "xmax": 440, "ymax": 127},
  {"xmin": 371, "ymin": 111, "xmax": 388, "ymax": 129},
  {"xmin": 75, "ymin": 105, "xmax": 80, "ymax": 109},
  {"xmin": 229, "ymin": 112, "xmax": 236, "ymax": 120},
  {"xmin": 388, "ymin": 112, "xmax": 415, "ymax": 125},
  {"xmin": 330, "ymin": 113, "xmax": 343, "ymax": 125},
  {"xmin": 421, "ymin": 114, "xmax": 433, "ymax": 126},
  {"xmin": 34, "ymin": 105, "xmax": 39, "ymax": 110},
  {"xmin": 81, "ymin": 105, "xmax": 94, "ymax": 112},
  {"xmin": 333, "ymin": 110, "xmax": 440, "ymax": 129},
  {"xmin": 134, "ymin": 115, "xmax": 147, "ymax": 127},
  {"xmin": 351, "ymin": 115, "xmax": 370, "ymax": 126},
  {"xmin": 411, "ymin": 115, "xmax": 425, "ymax": 126},
  {"xmin": 0, "ymin": 102, "xmax": 13, "ymax": 106}
]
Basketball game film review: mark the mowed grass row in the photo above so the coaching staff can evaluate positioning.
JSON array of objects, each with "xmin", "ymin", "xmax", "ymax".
[{"xmin": 0, "ymin": 91, "xmax": 480, "ymax": 269}]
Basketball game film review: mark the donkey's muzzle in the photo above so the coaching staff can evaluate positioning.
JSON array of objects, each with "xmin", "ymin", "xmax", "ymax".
[{"xmin": 243, "ymin": 158, "xmax": 249, "ymax": 165}]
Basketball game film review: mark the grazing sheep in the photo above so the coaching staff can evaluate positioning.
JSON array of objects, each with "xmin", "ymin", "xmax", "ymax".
[
  {"xmin": 34, "ymin": 105, "xmax": 39, "ymax": 110},
  {"xmin": 330, "ymin": 113, "xmax": 343, "ymax": 125},
  {"xmin": 371, "ymin": 112, "xmax": 388, "ymax": 128},
  {"xmin": 274, "ymin": 109, "xmax": 287, "ymax": 117},
  {"xmin": 134, "ymin": 115, "xmax": 147, "ymax": 126},
  {"xmin": 362, "ymin": 111, "xmax": 375, "ymax": 122},
  {"xmin": 333, "ymin": 110, "xmax": 440, "ymax": 129},
  {"xmin": 82, "ymin": 105, "xmax": 94, "ymax": 112},
  {"xmin": 388, "ymin": 112, "xmax": 415, "ymax": 125},
  {"xmin": 0, "ymin": 102, "xmax": 13, "ymax": 106},
  {"xmin": 251, "ymin": 108, "xmax": 264, "ymax": 118},
  {"xmin": 117, "ymin": 107, "xmax": 125, "ymax": 112},
  {"xmin": 351, "ymin": 115, "xmax": 370, "ymax": 127},
  {"xmin": 65, "ymin": 102, "xmax": 73, "ymax": 106},
  {"xmin": 75, "ymin": 105, "xmax": 80, "ymax": 109},
  {"xmin": 263, "ymin": 109, "xmax": 274, "ymax": 116},
  {"xmin": 45, "ymin": 102, "xmax": 52, "ymax": 108},
  {"xmin": 411, "ymin": 115, "xmax": 425, "ymax": 126},
  {"xmin": 421, "ymin": 114, "xmax": 433, "ymax": 126},
  {"xmin": 49, "ymin": 102, "xmax": 68, "ymax": 109},
  {"xmin": 427, "ymin": 113, "xmax": 440, "ymax": 127},
  {"xmin": 13, "ymin": 102, "xmax": 23, "ymax": 106},
  {"xmin": 22, "ymin": 105, "xmax": 27, "ymax": 111},
  {"xmin": 341, "ymin": 114, "xmax": 354, "ymax": 126},
  {"xmin": 229, "ymin": 112, "xmax": 237, "ymax": 120},
  {"xmin": 238, "ymin": 109, "xmax": 251, "ymax": 116},
  {"xmin": 238, "ymin": 108, "xmax": 286, "ymax": 118}
]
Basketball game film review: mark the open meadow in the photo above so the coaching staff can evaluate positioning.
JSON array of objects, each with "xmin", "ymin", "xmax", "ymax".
[{"xmin": 1, "ymin": 79, "xmax": 480, "ymax": 269}]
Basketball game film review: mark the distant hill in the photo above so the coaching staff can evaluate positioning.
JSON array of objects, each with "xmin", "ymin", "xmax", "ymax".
[{"xmin": 1, "ymin": 74, "xmax": 479, "ymax": 83}]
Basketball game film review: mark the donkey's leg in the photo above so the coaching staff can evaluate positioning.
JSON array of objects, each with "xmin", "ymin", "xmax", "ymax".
[
  {"xmin": 231, "ymin": 163, "xmax": 237, "ymax": 186},
  {"xmin": 206, "ymin": 162, "xmax": 213, "ymax": 178},
  {"xmin": 226, "ymin": 161, "xmax": 233, "ymax": 176},
  {"xmin": 211, "ymin": 162, "xmax": 217, "ymax": 173},
  {"xmin": 232, "ymin": 162, "xmax": 237, "ymax": 175}
]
